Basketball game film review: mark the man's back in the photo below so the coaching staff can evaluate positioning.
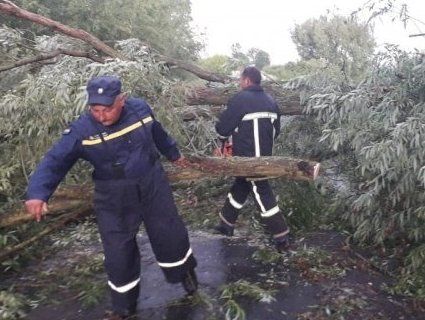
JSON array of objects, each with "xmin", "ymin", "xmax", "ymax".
[{"xmin": 216, "ymin": 84, "xmax": 280, "ymax": 157}]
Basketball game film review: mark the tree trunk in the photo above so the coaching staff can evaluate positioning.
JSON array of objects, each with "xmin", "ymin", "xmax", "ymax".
[{"xmin": 184, "ymin": 84, "xmax": 302, "ymax": 114}]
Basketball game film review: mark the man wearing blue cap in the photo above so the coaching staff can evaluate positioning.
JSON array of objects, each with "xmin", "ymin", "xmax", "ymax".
[{"xmin": 25, "ymin": 75, "xmax": 198, "ymax": 320}]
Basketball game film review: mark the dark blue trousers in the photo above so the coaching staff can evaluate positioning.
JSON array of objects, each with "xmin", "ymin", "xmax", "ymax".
[
  {"xmin": 94, "ymin": 164, "xmax": 196, "ymax": 315},
  {"xmin": 220, "ymin": 177, "xmax": 289, "ymax": 240}
]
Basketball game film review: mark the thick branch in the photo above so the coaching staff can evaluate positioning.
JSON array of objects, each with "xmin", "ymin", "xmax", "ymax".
[
  {"xmin": 157, "ymin": 54, "xmax": 232, "ymax": 83},
  {"xmin": 0, "ymin": 48, "xmax": 104, "ymax": 72},
  {"xmin": 0, "ymin": 200, "xmax": 87, "ymax": 228},
  {"xmin": 183, "ymin": 84, "xmax": 302, "ymax": 115},
  {"xmin": 0, "ymin": 205, "xmax": 92, "ymax": 263},
  {"xmin": 0, "ymin": 0, "xmax": 126, "ymax": 60}
]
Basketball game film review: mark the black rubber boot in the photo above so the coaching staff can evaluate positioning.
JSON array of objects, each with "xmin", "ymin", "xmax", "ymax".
[
  {"xmin": 274, "ymin": 234, "xmax": 291, "ymax": 253},
  {"xmin": 182, "ymin": 268, "xmax": 198, "ymax": 295},
  {"xmin": 213, "ymin": 222, "xmax": 234, "ymax": 236}
]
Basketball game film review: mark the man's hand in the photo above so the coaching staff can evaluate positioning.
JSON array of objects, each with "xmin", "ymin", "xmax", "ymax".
[
  {"xmin": 25, "ymin": 199, "xmax": 48, "ymax": 222},
  {"xmin": 213, "ymin": 141, "xmax": 233, "ymax": 157},
  {"xmin": 172, "ymin": 156, "xmax": 191, "ymax": 168}
]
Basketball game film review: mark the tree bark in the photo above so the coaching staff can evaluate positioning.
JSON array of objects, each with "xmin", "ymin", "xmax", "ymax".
[{"xmin": 165, "ymin": 156, "xmax": 320, "ymax": 182}]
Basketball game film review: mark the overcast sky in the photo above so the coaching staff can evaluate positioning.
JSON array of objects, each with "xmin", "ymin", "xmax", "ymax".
[{"xmin": 190, "ymin": 0, "xmax": 425, "ymax": 65}]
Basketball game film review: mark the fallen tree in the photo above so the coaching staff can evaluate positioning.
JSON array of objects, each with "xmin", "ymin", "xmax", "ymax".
[{"xmin": 0, "ymin": 0, "xmax": 303, "ymax": 108}]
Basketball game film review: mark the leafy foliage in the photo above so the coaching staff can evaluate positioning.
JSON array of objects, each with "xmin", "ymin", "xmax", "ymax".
[
  {"xmin": 220, "ymin": 280, "xmax": 276, "ymax": 320},
  {"xmin": 198, "ymin": 54, "xmax": 232, "ymax": 75},
  {"xmin": 300, "ymin": 46, "xmax": 425, "ymax": 297},
  {"xmin": 4, "ymin": 0, "xmax": 203, "ymax": 60},
  {"xmin": 229, "ymin": 43, "xmax": 271, "ymax": 71},
  {"xmin": 291, "ymin": 14, "xmax": 376, "ymax": 81},
  {"xmin": 0, "ymin": 289, "xmax": 28, "ymax": 320},
  {"xmin": 0, "ymin": 33, "xmax": 188, "ymax": 208}
]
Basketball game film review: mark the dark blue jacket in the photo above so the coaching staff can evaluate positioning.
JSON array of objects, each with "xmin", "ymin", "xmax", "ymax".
[
  {"xmin": 27, "ymin": 97, "xmax": 180, "ymax": 201},
  {"xmin": 215, "ymin": 85, "xmax": 280, "ymax": 157}
]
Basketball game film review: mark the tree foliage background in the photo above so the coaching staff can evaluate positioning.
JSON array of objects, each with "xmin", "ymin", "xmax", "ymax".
[{"xmin": 1, "ymin": 0, "xmax": 203, "ymax": 60}]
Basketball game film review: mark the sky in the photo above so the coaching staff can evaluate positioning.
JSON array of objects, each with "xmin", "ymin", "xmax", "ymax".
[{"xmin": 190, "ymin": 0, "xmax": 425, "ymax": 65}]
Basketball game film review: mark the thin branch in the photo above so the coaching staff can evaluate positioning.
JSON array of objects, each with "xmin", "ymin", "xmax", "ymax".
[
  {"xmin": 0, "ymin": 48, "xmax": 105, "ymax": 72},
  {"xmin": 409, "ymin": 33, "xmax": 425, "ymax": 38}
]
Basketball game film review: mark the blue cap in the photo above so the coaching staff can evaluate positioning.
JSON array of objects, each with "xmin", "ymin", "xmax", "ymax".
[{"xmin": 87, "ymin": 75, "xmax": 122, "ymax": 106}]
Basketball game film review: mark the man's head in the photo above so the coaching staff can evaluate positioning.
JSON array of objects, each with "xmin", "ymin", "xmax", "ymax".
[
  {"xmin": 239, "ymin": 66, "xmax": 262, "ymax": 89},
  {"xmin": 87, "ymin": 75, "xmax": 126, "ymax": 126}
]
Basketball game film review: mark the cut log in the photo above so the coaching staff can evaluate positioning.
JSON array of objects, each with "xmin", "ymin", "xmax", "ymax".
[{"xmin": 165, "ymin": 156, "xmax": 320, "ymax": 182}]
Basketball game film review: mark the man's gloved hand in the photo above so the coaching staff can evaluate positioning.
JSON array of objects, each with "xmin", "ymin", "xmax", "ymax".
[
  {"xmin": 25, "ymin": 199, "xmax": 48, "ymax": 222},
  {"xmin": 213, "ymin": 141, "xmax": 233, "ymax": 157}
]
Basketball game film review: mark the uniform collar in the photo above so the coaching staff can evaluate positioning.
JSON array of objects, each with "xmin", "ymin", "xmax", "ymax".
[{"xmin": 243, "ymin": 84, "xmax": 263, "ymax": 92}]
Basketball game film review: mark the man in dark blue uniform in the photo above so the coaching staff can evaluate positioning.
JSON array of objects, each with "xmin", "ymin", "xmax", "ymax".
[
  {"xmin": 214, "ymin": 66, "xmax": 290, "ymax": 252},
  {"xmin": 25, "ymin": 76, "xmax": 198, "ymax": 320}
]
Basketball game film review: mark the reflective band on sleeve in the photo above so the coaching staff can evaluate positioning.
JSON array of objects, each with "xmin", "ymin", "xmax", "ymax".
[
  {"xmin": 219, "ymin": 211, "xmax": 235, "ymax": 227},
  {"xmin": 251, "ymin": 181, "xmax": 266, "ymax": 212},
  {"xmin": 260, "ymin": 205, "xmax": 280, "ymax": 218},
  {"xmin": 228, "ymin": 193, "xmax": 244, "ymax": 209},
  {"xmin": 273, "ymin": 229, "xmax": 290, "ymax": 239},
  {"xmin": 242, "ymin": 112, "xmax": 278, "ymax": 121},
  {"xmin": 82, "ymin": 116, "xmax": 153, "ymax": 146},
  {"xmin": 157, "ymin": 248, "xmax": 193, "ymax": 268},
  {"xmin": 108, "ymin": 277, "xmax": 140, "ymax": 293}
]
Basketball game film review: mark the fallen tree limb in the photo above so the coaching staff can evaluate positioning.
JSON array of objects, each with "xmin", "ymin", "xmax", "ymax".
[
  {"xmin": 0, "ymin": 204, "xmax": 92, "ymax": 263},
  {"xmin": 0, "ymin": 0, "xmax": 232, "ymax": 84},
  {"xmin": 0, "ymin": 48, "xmax": 105, "ymax": 72},
  {"xmin": 0, "ymin": 199, "xmax": 87, "ymax": 228},
  {"xmin": 0, "ymin": 0, "xmax": 126, "ymax": 60},
  {"xmin": 157, "ymin": 54, "xmax": 232, "ymax": 84}
]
